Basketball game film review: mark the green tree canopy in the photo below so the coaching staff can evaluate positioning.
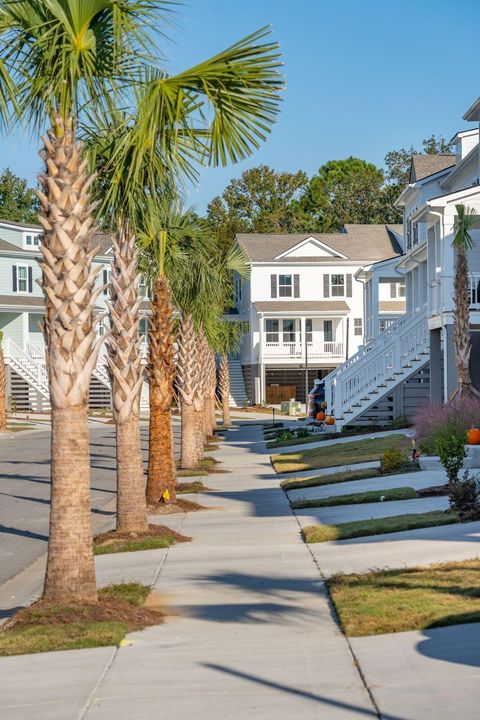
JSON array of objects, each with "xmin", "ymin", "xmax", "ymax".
[
  {"xmin": 384, "ymin": 134, "xmax": 452, "ymax": 187},
  {"xmin": 294, "ymin": 157, "xmax": 386, "ymax": 232},
  {"xmin": 0, "ymin": 167, "xmax": 39, "ymax": 223},
  {"xmin": 207, "ymin": 165, "xmax": 307, "ymax": 251}
]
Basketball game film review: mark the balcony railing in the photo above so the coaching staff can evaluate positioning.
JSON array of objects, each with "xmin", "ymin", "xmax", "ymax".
[
  {"xmin": 469, "ymin": 273, "xmax": 480, "ymax": 308},
  {"xmin": 263, "ymin": 339, "xmax": 344, "ymax": 360}
]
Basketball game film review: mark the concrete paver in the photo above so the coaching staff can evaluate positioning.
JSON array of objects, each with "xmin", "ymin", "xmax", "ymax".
[
  {"xmin": 309, "ymin": 520, "xmax": 480, "ymax": 577},
  {"xmin": 295, "ymin": 495, "xmax": 449, "ymax": 527},
  {"xmin": 351, "ymin": 623, "xmax": 480, "ymax": 720},
  {"xmin": 287, "ymin": 468, "xmax": 447, "ymax": 502}
]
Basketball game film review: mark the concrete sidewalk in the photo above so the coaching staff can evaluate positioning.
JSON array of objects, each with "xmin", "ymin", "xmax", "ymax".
[{"xmin": 0, "ymin": 424, "xmax": 376, "ymax": 720}]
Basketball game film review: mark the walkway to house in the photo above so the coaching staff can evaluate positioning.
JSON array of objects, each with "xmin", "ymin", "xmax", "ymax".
[{"xmin": 1, "ymin": 422, "xmax": 480, "ymax": 719}]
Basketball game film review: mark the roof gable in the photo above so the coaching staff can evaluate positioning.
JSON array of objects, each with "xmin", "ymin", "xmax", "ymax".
[
  {"xmin": 409, "ymin": 154, "xmax": 455, "ymax": 183},
  {"xmin": 274, "ymin": 236, "xmax": 346, "ymax": 260}
]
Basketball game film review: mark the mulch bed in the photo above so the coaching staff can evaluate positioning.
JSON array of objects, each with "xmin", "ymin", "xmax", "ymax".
[
  {"xmin": 417, "ymin": 484, "xmax": 449, "ymax": 497},
  {"xmin": 1, "ymin": 596, "xmax": 163, "ymax": 634},
  {"xmin": 95, "ymin": 523, "xmax": 190, "ymax": 546},
  {"xmin": 148, "ymin": 499, "xmax": 205, "ymax": 514},
  {"xmin": 175, "ymin": 481, "xmax": 211, "ymax": 493}
]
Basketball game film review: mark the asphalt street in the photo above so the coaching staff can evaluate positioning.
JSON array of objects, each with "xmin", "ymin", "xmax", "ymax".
[{"xmin": 0, "ymin": 420, "xmax": 181, "ymax": 588}]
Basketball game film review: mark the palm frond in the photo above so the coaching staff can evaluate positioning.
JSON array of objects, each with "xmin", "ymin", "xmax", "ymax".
[{"xmin": 453, "ymin": 204, "xmax": 477, "ymax": 250}]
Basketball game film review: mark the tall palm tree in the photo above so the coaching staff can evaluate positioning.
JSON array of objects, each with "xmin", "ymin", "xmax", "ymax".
[
  {"xmin": 451, "ymin": 204, "xmax": 480, "ymax": 399},
  {"xmin": 0, "ymin": 0, "xmax": 158, "ymax": 603},
  {"xmin": 1, "ymin": 3, "xmax": 282, "ymax": 602},
  {"xmin": 0, "ymin": 331, "xmax": 7, "ymax": 431}
]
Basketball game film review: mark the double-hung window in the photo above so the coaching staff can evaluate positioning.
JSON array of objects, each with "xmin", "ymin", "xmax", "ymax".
[
  {"xmin": 24, "ymin": 233, "xmax": 41, "ymax": 248},
  {"xmin": 331, "ymin": 274, "xmax": 345, "ymax": 297},
  {"xmin": 399, "ymin": 282, "xmax": 406, "ymax": 298},
  {"xmin": 282, "ymin": 319, "xmax": 296, "ymax": 343},
  {"xmin": 13, "ymin": 264, "xmax": 32, "ymax": 293},
  {"xmin": 306, "ymin": 318, "xmax": 313, "ymax": 344},
  {"xmin": 354, "ymin": 318, "xmax": 363, "ymax": 336},
  {"xmin": 278, "ymin": 275, "xmax": 292, "ymax": 297},
  {"xmin": 265, "ymin": 319, "xmax": 279, "ymax": 343}
]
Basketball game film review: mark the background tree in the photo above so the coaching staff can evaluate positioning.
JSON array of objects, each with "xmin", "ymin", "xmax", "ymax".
[
  {"xmin": 0, "ymin": 168, "xmax": 39, "ymax": 223},
  {"xmin": 207, "ymin": 165, "xmax": 307, "ymax": 251},
  {"xmin": 384, "ymin": 135, "xmax": 452, "ymax": 187},
  {"xmin": 295, "ymin": 157, "xmax": 385, "ymax": 232}
]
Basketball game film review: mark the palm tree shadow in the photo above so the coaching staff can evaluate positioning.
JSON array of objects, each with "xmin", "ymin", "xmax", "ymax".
[{"xmin": 417, "ymin": 620, "xmax": 480, "ymax": 668}]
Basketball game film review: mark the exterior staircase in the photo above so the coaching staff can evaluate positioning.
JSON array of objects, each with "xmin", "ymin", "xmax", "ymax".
[
  {"xmin": 228, "ymin": 356, "xmax": 249, "ymax": 408},
  {"xmin": 324, "ymin": 309, "xmax": 429, "ymax": 428},
  {"xmin": 3, "ymin": 339, "xmax": 50, "ymax": 410}
]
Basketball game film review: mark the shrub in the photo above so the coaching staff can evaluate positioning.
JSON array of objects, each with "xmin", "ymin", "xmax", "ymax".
[
  {"xmin": 414, "ymin": 398, "xmax": 480, "ymax": 455},
  {"xmin": 435, "ymin": 431, "xmax": 466, "ymax": 486},
  {"xmin": 295, "ymin": 428, "xmax": 310, "ymax": 439},
  {"xmin": 380, "ymin": 447, "xmax": 407, "ymax": 473},
  {"xmin": 448, "ymin": 470, "xmax": 480, "ymax": 518},
  {"xmin": 277, "ymin": 429, "xmax": 293, "ymax": 442},
  {"xmin": 388, "ymin": 415, "xmax": 410, "ymax": 430}
]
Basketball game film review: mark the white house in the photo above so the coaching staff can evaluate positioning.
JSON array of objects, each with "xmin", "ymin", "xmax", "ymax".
[
  {"xmin": 325, "ymin": 96, "xmax": 480, "ymax": 427},
  {"xmin": 232, "ymin": 224, "xmax": 403, "ymax": 405},
  {"xmin": 0, "ymin": 220, "xmax": 150, "ymax": 411}
]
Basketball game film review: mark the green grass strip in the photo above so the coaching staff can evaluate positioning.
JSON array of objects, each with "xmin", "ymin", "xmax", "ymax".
[
  {"xmin": 327, "ymin": 559, "xmax": 480, "ymax": 636},
  {"xmin": 291, "ymin": 486, "xmax": 417, "ymax": 509},
  {"xmin": 303, "ymin": 510, "xmax": 459, "ymax": 543},
  {"xmin": 94, "ymin": 536, "xmax": 174, "ymax": 555}
]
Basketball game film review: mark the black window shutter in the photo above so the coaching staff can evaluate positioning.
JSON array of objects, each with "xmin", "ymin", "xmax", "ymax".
[
  {"xmin": 323, "ymin": 274, "xmax": 330, "ymax": 298},
  {"xmin": 270, "ymin": 274, "xmax": 277, "ymax": 298},
  {"xmin": 12, "ymin": 266, "xmax": 17, "ymax": 292},
  {"xmin": 28, "ymin": 266, "xmax": 33, "ymax": 293},
  {"xmin": 293, "ymin": 274, "xmax": 300, "ymax": 298},
  {"xmin": 346, "ymin": 274, "xmax": 352, "ymax": 297},
  {"xmin": 390, "ymin": 282, "xmax": 397, "ymax": 298},
  {"xmin": 103, "ymin": 269, "xmax": 108, "ymax": 295}
]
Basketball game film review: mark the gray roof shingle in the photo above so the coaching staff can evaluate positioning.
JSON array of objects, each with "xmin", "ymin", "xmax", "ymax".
[
  {"xmin": 237, "ymin": 224, "xmax": 403, "ymax": 263},
  {"xmin": 409, "ymin": 154, "xmax": 455, "ymax": 183}
]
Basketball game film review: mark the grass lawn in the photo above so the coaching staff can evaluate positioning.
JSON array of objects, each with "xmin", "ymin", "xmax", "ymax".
[
  {"xmin": 175, "ymin": 480, "xmax": 208, "ymax": 494},
  {"xmin": 291, "ymin": 486, "xmax": 417, "ymax": 510},
  {"xmin": 94, "ymin": 524, "xmax": 189, "ymax": 555},
  {"xmin": 0, "ymin": 583, "xmax": 162, "ymax": 656},
  {"xmin": 327, "ymin": 559, "xmax": 480, "ymax": 636},
  {"xmin": 272, "ymin": 434, "xmax": 410, "ymax": 474},
  {"xmin": 303, "ymin": 509, "xmax": 459, "ymax": 543}
]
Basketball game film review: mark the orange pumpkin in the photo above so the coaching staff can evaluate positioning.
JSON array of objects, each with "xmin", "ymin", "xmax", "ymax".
[
  {"xmin": 467, "ymin": 427, "xmax": 480, "ymax": 445},
  {"xmin": 325, "ymin": 416, "xmax": 335, "ymax": 426},
  {"xmin": 316, "ymin": 411, "xmax": 326, "ymax": 422}
]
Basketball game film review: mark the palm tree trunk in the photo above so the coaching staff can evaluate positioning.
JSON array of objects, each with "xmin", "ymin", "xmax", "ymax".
[
  {"xmin": 453, "ymin": 244, "xmax": 480, "ymax": 399},
  {"xmin": 219, "ymin": 351, "xmax": 231, "ymax": 427},
  {"xmin": 107, "ymin": 224, "xmax": 148, "ymax": 534},
  {"xmin": 37, "ymin": 116, "xmax": 99, "ymax": 603},
  {"xmin": 146, "ymin": 276, "xmax": 176, "ymax": 503},
  {"xmin": 0, "ymin": 336, "xmax": 7, "ymax": 432},
  {"xmin": 177, "ymin": 313, "xmax": 198, "ymax": 469}
]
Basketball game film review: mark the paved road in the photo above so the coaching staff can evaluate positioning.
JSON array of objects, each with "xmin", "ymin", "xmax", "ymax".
[{"xmin": 0, "ymin": 420, "xmax": 181, "ymax": 588}]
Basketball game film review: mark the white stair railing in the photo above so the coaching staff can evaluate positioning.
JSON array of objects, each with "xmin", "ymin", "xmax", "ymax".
[
  {"xmin": 3, "ymin": 338, "xmax": 50, "ymax": 399},
  {"xmin": 325, "ymin": 309, "xmax": 428, "ymax": 424}
]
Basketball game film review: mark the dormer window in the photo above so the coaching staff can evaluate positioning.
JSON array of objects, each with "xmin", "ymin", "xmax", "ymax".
[{"xmin": 23, "ymin": 232, "xmax": 41, "ymax": 248}]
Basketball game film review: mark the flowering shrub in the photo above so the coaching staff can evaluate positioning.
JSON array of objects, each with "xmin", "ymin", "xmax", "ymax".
[
  {"xmin": 380, "ymin": 447, "xmax": 407, "ymax": 473},
  {"xmin": 413, "ymin": 398, "xmax": 480, "ymax": 455}
]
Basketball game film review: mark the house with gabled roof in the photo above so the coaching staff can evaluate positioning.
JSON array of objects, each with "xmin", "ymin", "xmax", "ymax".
[
  {"xmin": 324, "ymin": 97, "xmax": 480, "ymax": 427},
  {"xmin": 0, "ymin": 219, "xmax": 150, "ymax": 411},
  {"xmin": 232, "ymin": 224, "xmax": 404, "ymax": 405}
]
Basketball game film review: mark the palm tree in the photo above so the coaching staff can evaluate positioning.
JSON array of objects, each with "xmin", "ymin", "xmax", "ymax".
[
  {"xmin": 1, "ymin": 3, "xmax": 282, "ymax": 602},
  {"xmin": 451, "ymin": 204, "xmax": 480, "ymax": 399},
  {"xmin": 217, "ymin": 322, "xmax": 243, "ymax": 427},
  {"xmin": 0, "ymin": 331, "xmax": 7, "ymax": 431},
  {"xmin": 0, "ymin": 0, "xmax": 158, "ymax": 603}
]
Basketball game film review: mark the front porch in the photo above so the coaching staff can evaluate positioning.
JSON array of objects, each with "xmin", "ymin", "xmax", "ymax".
[{"xmin": 260, "ymin": 315, "xmax": 347, "ymax": 363}]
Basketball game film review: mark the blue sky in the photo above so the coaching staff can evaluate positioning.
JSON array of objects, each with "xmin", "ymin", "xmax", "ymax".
[{"xmin": 3, "ymin": 0, "xmax": 480, "ymax": 212}]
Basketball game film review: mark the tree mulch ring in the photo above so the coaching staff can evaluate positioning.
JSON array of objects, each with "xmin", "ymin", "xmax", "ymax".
[
  {"xmin": 2, "ymin": 596, "xmax": 163, "ymax": 635},
  {"xmin": 148, "ymin": 498, "xmax": 205, "ymax": 514},
  {"xmin": 95, "ymin": 524, "xmax": 190, "ymax": 546},
  {"xmin": 417, "ymin": 485, "xmax": 449, "ymax": 497}
]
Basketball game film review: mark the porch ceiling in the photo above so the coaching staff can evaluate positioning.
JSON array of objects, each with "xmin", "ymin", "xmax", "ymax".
[{"xmin": 255, "ymin": 301, "xmax": 349, "ymax": 314}]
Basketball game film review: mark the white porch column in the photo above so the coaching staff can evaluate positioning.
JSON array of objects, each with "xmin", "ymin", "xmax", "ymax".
[
  {"xmin": 300, "ymin": 316, "xmax": 306, "ymax": 357},
  {"xmin": 371, "ymin": 276, "xmax": 379, "ymax": 338},
  {"xmin": 258, "ymin": 314, "xmax": 265, "ymax": 403}
]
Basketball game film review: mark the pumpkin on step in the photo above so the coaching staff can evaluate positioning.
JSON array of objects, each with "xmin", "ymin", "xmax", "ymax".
[
  {"xmin": 467, "ymin": 427, "xmax": 480, "ymax": 445},
  {"xmin": 325, "ymin": 416, "xmax": 335, "ymax": 426},
  {"xmin": 316, "ymin": 411, "xmax": 326, "ymax": 422}
]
